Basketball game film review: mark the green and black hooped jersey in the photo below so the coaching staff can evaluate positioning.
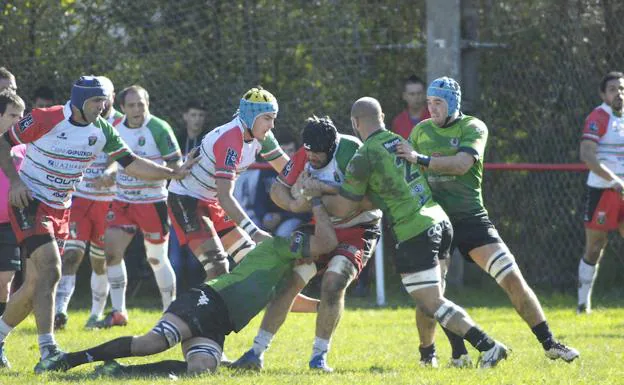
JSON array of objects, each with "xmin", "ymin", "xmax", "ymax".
[
  {"xmin": 209, "ymin": 230, "xmax": 311, "ymax": 332},
  {"xmin": 410, "ymin": 115, "xmax": 488, "ymax": 222},
  {"xmin": 339, "ymin": 129, "xmax": 448, "ymax": 243}
]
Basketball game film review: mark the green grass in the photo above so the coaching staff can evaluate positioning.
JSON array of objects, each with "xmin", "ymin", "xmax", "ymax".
[{"xmin": 0, "ymin": 290, "xmax": 622, "ymax": 385}]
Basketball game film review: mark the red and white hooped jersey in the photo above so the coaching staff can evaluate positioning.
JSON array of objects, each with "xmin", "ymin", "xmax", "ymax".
[
  {"xmin": 74, "ymin": 109, "xmax": 124, "ymax": 201},
  {"xmin": 582, "ymin": 103, "xmax": 624, "ymax": 188},
  {"xmin": 169, "ymin": 117, "xmax": 284, "ymax": 201},
  {"xmin": 4, "ymin": 102, "xmax": 132, "ymax": 209}
]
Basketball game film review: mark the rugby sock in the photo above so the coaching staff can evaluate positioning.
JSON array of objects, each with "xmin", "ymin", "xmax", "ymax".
[
  {"xmin": 311, "ymin": 336, "xmax": 330, "ymax": 358},
  {"xmin": 90, "ymin": 271, "xmax": 110, "ymax": 317},
  {"xmin": 531, "ymin": 321, "xmax": 554, "ymax": 350},
  {"xmin": 0, "ymin": 319, "xmax": 13, "ymax": 343},
  {"xmin": 252, "ymin": 329, "xmax": 274, "ymax": 356},
  {"xmin": 38, "ymin": 333, "xmax": 57, "ymax": 358},
  {"xmin": 226, "ymin": 237, "xmax": 255, "ymax": 263},
  {"xmin": 463, "ymin": 327, "xmax": 495, "ymax": 352},
  {"xmin": 0, "ymin": 302, "xmax": 6, "ymax": 316},
  {"xmin": 55, "ymin": 275, "xmax": 76, "ymax": 314},
  {"xmin": 442, "ymin": 326, "xmax": 469, "ymax": 359},
  {"xmin": 145, "ymin": 241, "xmax": 176, "ymax": 311},
  {"xmin": 578, "ymin": 258, "xmax": 598, "ymax": 310},
  {"xmin": 107, "ymin": 262, "xmax": 128, "ymax": 313},
  {"xmin": 419, "ymin": 343, "xmax": 436, "ymax": 360},
  {"xmin": 116, "ymin": 360, "xmax": 188, "ymax": 376},
  {"xmin": 65, "ymin": 336, "xmax": 133, "ymax": 369}
]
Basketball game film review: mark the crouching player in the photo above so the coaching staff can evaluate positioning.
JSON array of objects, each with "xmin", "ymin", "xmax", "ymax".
[{"xmin": 35, "ymin": 185, "xmax": 337, "ymax": 377}]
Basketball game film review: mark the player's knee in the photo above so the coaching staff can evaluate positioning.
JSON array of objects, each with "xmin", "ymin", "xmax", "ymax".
[
  {"xmin": 485, "ymin": 250, "xmax": 520, "ymax": 284},
  {"xmin": 203, "ymin": 251, "xmax": 229, "ymax": 279},
  {"xmin": 433, "ymin": 300, "xmax": 463, "ymax": 327},
  {"xmin": 324, "ymin": 256, "xmax": 356, "ymax": 292},
  {"xmin": 585, "ymin": 238, "xmax": 607, "ymax": 259},
  {"xmin": 62, "ymin": 242, "xmax": 85, "ymax": 266},
  {"xmin": 145, "ymin": 241, "xmax": 168, "ymax": 267},
  {"xmin": 185, "ymin": 344, "xmax": 221, "ymax": 374},
  {"xmin": 150, "ymin": 319, "xmax": 182, "ymax": 349}
]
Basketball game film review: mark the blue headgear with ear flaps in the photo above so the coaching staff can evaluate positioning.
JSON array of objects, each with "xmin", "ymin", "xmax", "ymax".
[
  {"xmin": 71, "ymin": 76, "xmax": 110, "ymax": 120},
  {"xmin": 238, "ymin": 87, "xmax": 279, "ymax": 132},
  {"xmin": 427, "ymin": 76, "xmax": 461, "ymax": 117}
]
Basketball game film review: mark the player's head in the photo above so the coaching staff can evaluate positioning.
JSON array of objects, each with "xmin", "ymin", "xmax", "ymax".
[
  {"xmin": 71, "ymin": 75, "xmax": 110, "ymax": 124},
  {"xmin": 96, "ymin": 76, "xmax": 116, "ymax": 118},
  {"xmin": 403, "ymin": 75, "xmax": 426, "ymax": 110},
  {"xmin": 0, "ymin": 67, "xmax": 16, "ymax": 92},
  {"xmin": 238, "ymin": 86, "xmax": 278, "ymax": 141},
  {"xmin": 119, "ymin": 85, "xmax": 150, "ymax": 128},
  {"xmin": 599, "ymin": 71, "xmax": 624, "ymax": 112},
  {"xmin": 32, "ymin": 85, "xmax": 55, "ymax": 109},
  {"xmin": 183, "ymin": 100, "xmax": 207, "ymax": 134},
  {"xmin": 0, "ymin": 90, "xmax": 25, "ymax": 133},
  {"xmin": 427, "ymin": 76, "xmax": 461, "ymax": 126},
  {"xmin": 350, "ymin": 97, "xmax": 384, "ymax": 140},
  {"xmin": 302, "ymin": 115, "xmax": 338, "ymax": 169}
]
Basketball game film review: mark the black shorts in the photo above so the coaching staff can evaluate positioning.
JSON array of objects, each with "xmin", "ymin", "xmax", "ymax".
[
  {"xmin": 165, "ymin": 284, "xmax": 232, "ymax": 349},
  {"xmin": 394, "ymin": 220, "xmax": 452, "ymax": 274},
  {"xmin": 0, "ymin": 223, "xmax": 21, "ymax": 272},
  {"xmin": 451, "ymin": 213, "xmax": 503, "ymax": 260}
]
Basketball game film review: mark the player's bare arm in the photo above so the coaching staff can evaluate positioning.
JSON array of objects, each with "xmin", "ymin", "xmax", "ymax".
[
  {"xmin": 216, "ymin": 177, "xmax": 272, "ymax": 242},
  {"xmin": 396, "ymin": 141, "xmax": 474, "ymax": 175},
  {"xmin": 268, "ymin": 153, "xmax": 290, "ymax": 174},
  {"xmin": 93, "ymin": 158, "xmax": 118, "ymax": 189},
  {"xmin": 0, "ymin": 136, "xmax": 32, "ymax": 208},
  {"xmin": 580, "ymin": 139, "xmax": 624, "ymax": 187},
  {"xmin": 306, "ymin": 192, "xmax": 338, "ymax": 258},
  {"xmin": 123, "ymin": 153, "xmax": 196, "ymax": 181},
  {"xmin": 270, "ymin": 179, "xmax": 311, "ymax": 213}
]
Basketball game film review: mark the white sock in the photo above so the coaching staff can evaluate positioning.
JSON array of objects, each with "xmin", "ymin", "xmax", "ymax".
[
  {"xmin": 90, "ymin": 271, "xmax": 110, "ymax": 317},
  {"xmin": 145, "ymin": 241, "xmax": 176, "ymax": 311},
  {"xmin": 252, "ymin": 328, "xmax": 275, "ymax": 356},
  {"xmin": 578, "ymin": 259, "xmax": 598, "ymax": 310},
  {"xmin": 107, "ymin": 262, "xmax": 127, "ymax": 313},
  {"xmin": 38, "ymin": 333, "xmax": 56, "ymax": 357},
  {"xmin": 55, "ymin": 275, "xmax": 76, "ymax": 315},
  {"xmin": 312, "ymin": 336, "xmax": 331, "ymax": 358},
  {"xmin": 0, "ymin": 319, "xmax": 14, "ymax": 343}
]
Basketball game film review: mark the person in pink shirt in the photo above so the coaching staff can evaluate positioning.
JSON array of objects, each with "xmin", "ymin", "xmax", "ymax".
[
  {"xmin": 0, "ymin": 90, "xmax": 26, "ymax": 368},
  {"xmin": 391, "ymin": 75, "xmax": 431, "ymax": 140}
]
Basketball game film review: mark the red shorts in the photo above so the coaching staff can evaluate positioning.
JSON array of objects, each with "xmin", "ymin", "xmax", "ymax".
[
  {"xmin": 315, "ymin": 222, "xmax": 381, "ymax": 275},
  {"xmin": 584, "ymin": 187, "xmax": 624, "ymax": 231},
  {"xmin": 9, "ymin": 198, "xmax": 70, "ymax": 256},
  {"xmin": 107, "ymin": 200, "xmax": 170, "ymax": 244},
  {"xmin": 68, "ymin": 196, "xmax": 111, "ymax": 247},
  {"xmin": 167, "ymin": 192, "xmax": 236, "ymax": 246}
]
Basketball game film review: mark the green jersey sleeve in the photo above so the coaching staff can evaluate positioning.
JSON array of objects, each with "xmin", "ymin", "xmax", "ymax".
[
  {"xmin": 459, "ymin": 117, "xmax": 488, "ymax": 159},
  {"xmin": 259, "ymin": 131, "xmax": 285, "ymax": 161},
  {"xmin": 99, "ymin": 118, "xmax": 132, "ymax": 161},
  {"xmin": 335, "ymin": 134, "xmax": 362, "ymax": 174},
  {"xmin": 339, "ymin": 148, "xmax": 369, "ymax": 201},
  {"xmin": 147, "ymin": 117, "xmax": 182, "ymax": 161}
]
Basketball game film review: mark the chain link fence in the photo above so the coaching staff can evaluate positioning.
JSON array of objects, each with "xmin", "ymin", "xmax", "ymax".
[{"xmin": 2, "ymin": 0, "xmax": 624, "ymax": 292}]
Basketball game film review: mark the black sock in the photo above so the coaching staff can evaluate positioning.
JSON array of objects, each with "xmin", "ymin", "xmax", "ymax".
[
  {"xmin": 120, "ymin": 360, "xmax": 188, "ymax": 377},
  {"xmin": 66, "ymin": 336, "xmax": 133, "ymax": 369},
  {"xmin": 419, "ymin": 343, "xmax": 436, "ymax": 360},
  {"xmin": 464, "ymin": 327, "xmax": 495, "ymax": 352},
  {"xmin": 0, "ymin": 302, "xmax": 6, "ymax": 316},
  {"xmin": 442, "ymin": 326, "xmax": 469, "ymax": 359},
  {"xmin": 531, "ymin": 321, "xmax": 554, "ymax": 350}
]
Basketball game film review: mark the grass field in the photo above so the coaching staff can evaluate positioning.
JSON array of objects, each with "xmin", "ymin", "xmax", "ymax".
[{"xmin": 0, "ymin": 288, "xmax": 622, "ymax": 385}]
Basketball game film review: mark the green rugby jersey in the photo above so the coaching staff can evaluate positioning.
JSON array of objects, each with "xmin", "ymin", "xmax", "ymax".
[
  {"xmin": 208, "ymin": 232, "xmax": 309, "ymax": 332},
  {"xmin": 339, "ymin": 129, "xmax": 447, "ymax": 242},
  {"xmin": 409, "ymin": 115, "xmax": 488, "ymax": 221}
]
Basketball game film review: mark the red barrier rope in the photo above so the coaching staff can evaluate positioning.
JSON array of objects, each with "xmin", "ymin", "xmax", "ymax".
[{"xmin": 248, "ymin": 162, "xmax": 589, "ymax": 172}]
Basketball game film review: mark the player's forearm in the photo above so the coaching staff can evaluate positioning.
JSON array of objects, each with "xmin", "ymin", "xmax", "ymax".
[
  {"xmin": 270, "ymin": 182, "xmax": 310, "ymax": 213},
  {"xmin": 311, "ymin": 200, "xmax": 338, "ymax": 253},
  {"xmin": 322, "ymin": 194, "xmax": 358, "ymax": 219},
  {"xmin": 124, "ymin": 157, "xmax": 176, "ymax": 181},
  {"xmin": 269, "ymin": 155, "xmax": 289, "ymax": 174},
  {"xmin": 0, "ymin": 138, "xmax": 20, "ymax": 184},
  {"xmin": 428, "ymin": 154, "xmax": 472, "ymax": 176}
]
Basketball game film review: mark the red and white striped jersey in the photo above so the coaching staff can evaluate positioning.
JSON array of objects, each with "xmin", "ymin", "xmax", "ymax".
[
  {"xmin": 169, "ymin": 117, "xmax": 284, "ymax": 201},
  {"xmin": 582, "ymin": 103, "xmax": 624, "ymax": 188},
  {"xmin": 4, "ymin": 102, "xmax": 132, "ymax": 209}
]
